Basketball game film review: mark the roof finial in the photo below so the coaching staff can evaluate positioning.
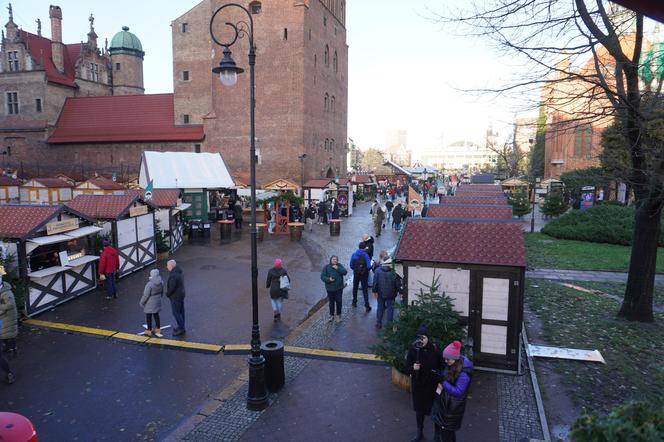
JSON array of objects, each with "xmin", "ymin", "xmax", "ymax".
[
  {"xmin": 104, "ymin": 37, "xmax": 108, "ymax": 51},
  {"xmin": 7, "ymin": 3, "xmax": 13, "ymax": 21},
  {"xmin": 88, "ymin": 13, "xmax": 94, "ymax": 31},
  {"xmin": 36, "ymin": 18, "xmax": 41, "ymax": 36}
]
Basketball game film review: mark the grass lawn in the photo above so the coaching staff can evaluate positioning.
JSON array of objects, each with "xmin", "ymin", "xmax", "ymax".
[
  {"xmin": 570, "ymin": 280, "xmax": 664, "ymax": 307},
  {"xmin": 525, "ymin": 232, "xmax": 664, "ymax": 272},
  {"xmin": 526, "ymin": 279, "xmax": 664, "ymax": 414}
]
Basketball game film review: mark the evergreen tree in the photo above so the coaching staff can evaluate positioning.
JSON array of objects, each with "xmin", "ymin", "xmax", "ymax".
[
  {"xmin": 541, "ymin": 194, "xmax": 568, "ymax": 217},
  {"xmin": 509, "ymin": 189, "xmax": 531, "ymax": 218}
]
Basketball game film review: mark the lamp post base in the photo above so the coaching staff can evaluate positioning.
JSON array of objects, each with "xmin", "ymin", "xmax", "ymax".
[{"xmin": 247, "ymin": 354, "xmax": 269, "ymax": 411}]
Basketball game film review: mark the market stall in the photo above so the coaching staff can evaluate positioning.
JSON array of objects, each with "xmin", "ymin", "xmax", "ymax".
[
  {"xmin": 0, "ymin": 176, "xmax": 20, "ymax": 204},
  {"xmin": 440, "ymin": 195, "xmax": 508, "ymax": 205},
  {"xmin": 73, "ymin": 178, "xmax": 126, "ymax": 197},
  {"xmin": 19, "ymin": 178, "xmax": 73, "ymax": 205},
  {"xmin": 67, "ymin": 194, "xmax": 156, "ymax": 277},
  {"xmin": 327, "ymin": 179, "xmax": 354, "ymax": 216},
  {"xmin": 0, "ymin": 205, "xmax": 102, "ymax": 316},
  {"xmin": 350, "ymin": 175, "xmax": 376, "ymax": 201},
  {"xmin": 426, "ymin": 203, "xmax": 513, "ymax": 219},
  {"xmin": 303, "ymin": 179, "xmax": 333, "ymax": 205}
]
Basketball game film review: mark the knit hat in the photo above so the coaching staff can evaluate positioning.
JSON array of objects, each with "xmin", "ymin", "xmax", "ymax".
[
  {"xmin": 274, "ymin": 258, "xmax": 282, "ymax": 268},
  {"xmin": 358, "ymin": 242, "xmax": 366, "ymax": 250},
  {"xmin": 416, "ymin": 324, "xmax": 428, "ymax": 337},
  {"xmin": 443, "ymin": 341, "xmax": 462, "ymax": 360}
]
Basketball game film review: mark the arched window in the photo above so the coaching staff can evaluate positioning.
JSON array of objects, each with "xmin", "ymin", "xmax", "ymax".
[
  {"xmin": 314, "ymin": 54, "xmax": 317, "ymax": 67},
  {"xmin": 325, "ymin": 139, "xmax": 329, "ymax": 151},
  {"xmin": 331, "ymin": 139, "xmax": 335, "ymax": 150},
  {"xmin": 331, "ymin": 96, "xmax": 335, "ymax": 113},
  {"xmin": 333, "ymin": 51, "xmax": 338, "ymax": 72},
  {"xmin": 324, "ymin": 93, "xmax": 329, "ymax": 112},
  {"xmin": 324, "ymin": 45, "xmax": 329, "ymax": 67}
]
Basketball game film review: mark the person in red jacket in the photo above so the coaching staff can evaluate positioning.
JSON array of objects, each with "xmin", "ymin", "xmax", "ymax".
[{"xmin": 98, "ymin": 240, "xmax": 120, "ymax": 300}]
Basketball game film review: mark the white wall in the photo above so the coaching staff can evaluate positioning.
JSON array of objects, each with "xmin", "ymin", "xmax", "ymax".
[{"xmin": 407, "ymin": 266, "xmax": 470, "ymax": 316}]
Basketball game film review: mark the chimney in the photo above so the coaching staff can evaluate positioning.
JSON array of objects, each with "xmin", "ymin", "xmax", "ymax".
[{"xmin": 49, "ymin": 5, "xmax": 64, "ymax": 73}]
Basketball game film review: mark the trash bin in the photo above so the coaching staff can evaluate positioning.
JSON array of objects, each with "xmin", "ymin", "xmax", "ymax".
[
  {"xmin": 202, "ymin": 221, "xmax": 211, "ymax": 238},
  {"xmin": 288, "ymin": 222, "xmax": 304, "ymax": 241},
  {"xmin": 261, "ymin": 340, "xmax": 285, "ymax": 393},
  {"xmin": 189, "ymin": 219, "xmax": 202, "ymax": 240},
  {"xmin": 218, "ymin": 220, "xmax": 233, "ymax": 241},
  {"xmin": 329, "ymin": 219, "xmax": 341, "ymax": 236}
]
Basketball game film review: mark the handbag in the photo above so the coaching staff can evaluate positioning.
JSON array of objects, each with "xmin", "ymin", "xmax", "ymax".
[{"xmin": 279, "ymin": 274, "xmax": 290, "ymax": 290}]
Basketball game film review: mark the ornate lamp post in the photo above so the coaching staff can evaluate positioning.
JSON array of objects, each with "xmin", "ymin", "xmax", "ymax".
[
  {"xmin": 298, "ymin": 154, "xmax": 307, "ymax": 198},
  {"xmin": 210, "ymin": 3, "xmax": 268, "ymax": 411}
]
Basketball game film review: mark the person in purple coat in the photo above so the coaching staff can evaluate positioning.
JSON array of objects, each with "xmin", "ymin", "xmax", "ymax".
[{"xmin": 432, "ymin": 341, "xmax": 472, "ymax": 442}]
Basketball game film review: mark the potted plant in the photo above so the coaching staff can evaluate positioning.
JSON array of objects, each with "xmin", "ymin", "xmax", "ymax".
[{"xmin": 370, "ymin": 275, "xmax": 465, "ymax": 391}]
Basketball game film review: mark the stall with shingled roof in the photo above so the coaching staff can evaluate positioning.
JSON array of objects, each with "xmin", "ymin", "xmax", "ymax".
[
  {"xmin": 66, "ymin": 194, "xmax": 156, "ymax": 277},
  {"xmin": 440, "ymin": 195, "xmax": 508, "ymax": 205},
  {"xmin": 303, "ymin": 178, "xmax": 333, "ymax": 205},
  {"xmin": 0, "ymin": 205, "xmax": 102, "ymax": 316},
  {"xmin": 351, "ymin": 174, "xmax": 376, "ymax": 201},
  {"xmin": 426, "ymin": 204, "xmax": 513, "ymax": 219},
  {"xmin": 19, "ymin": 178, "xmax": 73, "ymax": 204},
  {"xmin": 394, "ymin": 218, "xmax": 526, "ymax": 372},
  {"xmin": 0, "ymin": 176, "xmax": 20, "ymax": 204}
]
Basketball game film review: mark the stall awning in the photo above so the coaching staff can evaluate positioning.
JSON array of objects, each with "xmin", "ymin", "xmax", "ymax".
[
  {"xmin": 173, "ymin": 203, "xmax": 191, "ymax": 214},
  {"xmin": 26, "ymin": 234, "xmax": 72, "ymax": 253},
  {"xmin": 63, "ymin": 225, "xmax": 103, "ymax": 239}
]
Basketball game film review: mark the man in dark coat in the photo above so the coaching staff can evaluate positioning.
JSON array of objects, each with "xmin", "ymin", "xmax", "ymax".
[
  {"xmin": 349, "ymin": 242, "xmax": 372, "ymax": 312},
  {"xmin": 166, "ymin": 259, "xmax": 186, "ymax": 336},
  {"xmin": 372, "ymin": 257, "xmax": 401, "ymax": 328},
  {"xmin": 392, "ymin": 203, "xmax": 404, "ymax": 231},
  {"xmin": 318, "ymin": 200, "xmax": 327, "ymax": 224},
  {"xmin": 405, "ymin": 325, "xmax": 443, "ymax": 441}
]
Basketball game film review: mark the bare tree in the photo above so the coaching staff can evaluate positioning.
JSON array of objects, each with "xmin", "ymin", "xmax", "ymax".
[{"xmin": 437, "ymin": 1, "xmax": 664, "ymax": 322}]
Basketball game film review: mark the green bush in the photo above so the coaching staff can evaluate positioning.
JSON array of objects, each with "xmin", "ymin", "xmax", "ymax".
[
  {"xmin": 541, "ymin": 204, "xmax": 664, "ymax": 246},
  {"xmin": 570, "ymin": 401, "xmax": 664, "ymax": 442},
  {"xmin": 541, "ymin": 194, "xmax": 568, "ymax": 217},
  {"xmin": 370, "ymin": 275, "xmax": 465, "ymax": 373}
]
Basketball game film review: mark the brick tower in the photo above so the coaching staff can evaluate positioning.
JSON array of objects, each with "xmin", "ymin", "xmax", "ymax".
[{"xmin": 109, "ymin": 26, "xmax": 145, "ymax": 95}]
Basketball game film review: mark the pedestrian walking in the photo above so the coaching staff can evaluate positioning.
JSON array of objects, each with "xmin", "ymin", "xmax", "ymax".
[
  {"xmin": 99, "ymin": 240, "xmax": 120, "ymax": 299},
  {"xmin": 392, "ymin": 203, "xmax": 404, "ymax": 231},
  {"xmin": 166, "ymin": 259, "xmax": 186, "ymax": 336},
  {"xmin": 349, "ymin": 242, "xmax": 372, "ymax": 312},
  {"xmin": 385, "ymin": 199, "xmax": 394, "ymax": 222},
  {"xmin": 305, "ymin": 203, "xmax": 317, "ymax": 231},
  {"xmin": 372, "ymin": 201, "xmax": 385, "ymax": 237},
  {"xmin": 266, "ymin": 258, "xmax": 289, "ymax": 322},
  {"xmin": 0, "ymin": 276, "xmax": 18, "ymax": 354},
  {"xmin": 432, "ymin": 341, "xmax": 473, "ymax": 442},
  {"xmin": 318, "ymin": 199, "xmax": 327, "ymax": 224},
  {"xmin": 233, "ymin": 201, "xmax": 243, "ymax": 229},
  {"xmin": 331, "ymin": 198, "xmax": 340, "ymax": 220},
  {"xmin": 140, "ymin": 269, "xmax": 164, "ymax": 337},
  {"xmin": 372, "ymin": 256, "xmax": 401, "ymax": 329},
  {"xmin": 268, "ymin": 204, "xmax": 277, "ymax": 234},
  {"xmin": 361, "ymin": 233, "xmax": 375, "ymax": 260},
  {"xmin": 405, "ymin": 325, "xmax": 443, "ymax": 442},
  {"xmin": 320, "ymin": 255, "xmax": 347, "ymax": 323},
  {"xmin": 421, "ymin": 202, "xmax": 429, "ymax": 218}
]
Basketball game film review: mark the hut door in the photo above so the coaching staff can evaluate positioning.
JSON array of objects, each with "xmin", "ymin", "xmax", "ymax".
[{"xmin": 471, "ymin": 271, "xmax": 519, "ymax": 368}]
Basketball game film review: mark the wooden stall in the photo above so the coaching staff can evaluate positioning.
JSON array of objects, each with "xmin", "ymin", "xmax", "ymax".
[
  {"xmin": 0, "ymin": 205, "xmax": 102, "ymax": 316},
  {"xmin": 67, "ymin": 194, "xmax": 156, "ymax": 277},
  {"xmin": 426, "ymin": 204, "xmax": 513, "ymax": 219},
  {"xmin": 73, "ymin": 178, "xmax": 126, "ymax": 197},
  {"xmin": 0, "ymin": 176, "xmax": 20, "ymax": 204},
  {"xmin": 20, "ymin": 178, "xmax": 73, "ymax": 205},
  {"xmin": 303, "ymin": 179, "xmax": 333, "ymax": 205},
  {"xmin": 395, "ymin": 218, "xmax": 526, "ymax": 372},
  {"xmin": 440, "ymin": 195, "xmax": 508, "ymax": 205}
]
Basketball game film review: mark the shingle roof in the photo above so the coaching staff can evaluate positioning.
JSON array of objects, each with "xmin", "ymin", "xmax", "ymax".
[
  {"xmin": 31, "ymin": 178, "xmax": 73, "ymax": 188},
  {"xmin": 0, "ymin": 176, "xmax": 20, "ymax": 186},
  {"xmin": 125, "ymin": 189, "xmax": 179, "ymax": 208},
  {"xmin": 66, "ymin": 194, "xmax": 139, "ymax": 219},
  {"xmin": 456, "ymin": 185, "xmax": 503, "ymax": 192},
  {"xmin": 48, "ymin": 94, "xmax": 205, "ymax": 144},
  {"xmin": 427, "ymin": 204, "xmax": 513, "ymax": 219},
  {"xmin": 78, "ymin": 178, "xmax": 126, "ymax": 191},
  {"xmin": 0, "ymin": 205, "xmax": 60, "ymax": 239},
  {"xmin": 303, "ymin": 179, "xmax": 333, "ymax": 188},
  {"xmin": 395, "ymin": 218, "xmax": 526, "ymax": 267},
  {"xmin": 351, "ymin": 175, "xmax": 372, "ymax": 184},
  {"xmin": 455, "ymin": 190, "xmax": 506, "ymax": 197},
  {"xmin": 441, "ymin": 196, "xmax": 508, "ymax": 205}
]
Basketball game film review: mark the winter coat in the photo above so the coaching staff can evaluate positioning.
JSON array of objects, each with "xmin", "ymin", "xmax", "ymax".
[
  {"xmin": 320, "ymin": 263, "xmax": 347, "ymax": 292},
  {"xmin": 372, "ymin": 264, "xmax": 401, "ymax": 299},
  {"xmin": 362, "ymin": 236, "xmax": 375, "ymax": 259},
  {"xmin": 140, "ymin": 270, "xmax": 164, "ymax": 314},
  {"xmin": 385, "ymin": 200, "xmax": 394, "ymax": 211},
  {"xmin": 99, "ymin": 245, "xmax": 120, "ymax": 274},
  {"xmin": 432, "ymin": 356, "xmax": 473, "ymax": 431},
  {"xmin": 0, "ymin": 282, "xmax": 18, "ymax": 340},
  {"xmin": 306, "ymin": 207, "xmax": 317, "ymax": 220},
  {"xmin": 349, "ymin": 249, "xmax": 371, "ymax": 276},
  {"xmin": 373, "ymin": 206, "xmax": 385, "ymax": 224},
  {"xmin": 166, "ymin": 266, "xmax": 186, "ymax": 300},
  {"xmin": 233, "ymin": 203, "xmax": 243, "ymax": 219},
  {"xmin": 331, "ymin": 203, "xmax": 340, "ymax": 220},
  {"xmin": 266, "ymin": 267, "xmax": 289, "ymax": 300},
  {"xmin": 405, "ymin": 342, "xmax": 443, "ymax": 415},
  {"xmin": 392, "ymin": 205, "xmax": 404, "ymax": 222}
]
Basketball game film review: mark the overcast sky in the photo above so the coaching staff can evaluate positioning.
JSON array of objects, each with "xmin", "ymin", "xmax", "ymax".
[{"xmin": 9, "ymin": 0, "xmax": 536, "ymax": 160}]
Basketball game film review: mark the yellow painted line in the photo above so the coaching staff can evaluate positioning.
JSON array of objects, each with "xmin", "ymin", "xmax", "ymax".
[
  {"xmin": 113, "ymin": 332, "xmax": 150, "ymax": 343},
  {"xmin": 146, "ymin": 337, "xmax": 223, "ymax": 353},
  {"xmin": 24, "ymin": 319, "xmax": 116, "ymax": 337},
  {"xmin": 285, "ymin": 345, "xmax": 383, "ymax": 363},
  {"xmin": 224, "ymin": 344, "xmax": 251, "ymax": 353}
]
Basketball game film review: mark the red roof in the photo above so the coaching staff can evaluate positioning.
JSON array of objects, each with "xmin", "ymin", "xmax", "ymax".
[
  {"xmin": 455, "ymin": 190, "xmax": 505, "ymax": 197},
  {"xmin": 351, "ymin": 175, "xmax": 372, "ymax": 184},
  {"xmin": 457, "ymin": 185, "xmax": 502, "ymax": 191},
  {"xmin": 0, "ymin": 205, "xmax": 60, "ymax": 239},
  {"xmin": 31, "ymin": 178, "xmax": 73, "ymax": 188},
  {"xmin": 303, "ymin": 179, "xmax": 333, "ymax": 188},
  {"xmin": 48, "ymin": 94, "xmax": 205, "ymax": 144},
  {"xmin": 441, "ymin": 196, "xmax": 508, "ymax": 205},
  {"xmin": 427, "ymin": 204, "xmax": 513, "ymax": 219},
  {"xmin": 19, "ymin": 30, "xmax": 78, "ymax": 88},
  {"xmin": 66, "ymin": 194, "xmax": 139, "ymax": 219},
  {"xmin": 0, "ymin": 176, "xmax": 20, "ymax": 186},
  {"xmin": 125, "ymin": 189, "xmax": 179, "ymax": 208},
  {"xmin": 395, "ymin": 219, "xmax": 526, "ymax": 267}
]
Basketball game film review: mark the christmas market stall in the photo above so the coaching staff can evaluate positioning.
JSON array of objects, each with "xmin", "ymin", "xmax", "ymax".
[
  {"xmin": 426, "ymin": 203, "xmax": 513, "ymax": 219},
  {"xmin": 73, "ymin": 178, "xmax": 126, "ymax": 197},
  {"xmin": 394, "ymin": 218, "xmax": 526, "ymax": 372},
  {"xmin": 303, "ymin": 179, "xmax": 333, "ymax": 205},
  {"xmin": 350, "ymin": 174, "xmax": 376, "ymax": 201},
  {"xmin": 259, "ymin": 181, "xmax": 304, "ymax": 235},
  {"xmin": 0, "ymin": 176, "xmax": 20, "ymax": 204},
  {"xmin": 19, "ymin": 178, "xmax": 73, "ymax": 205},
  {"xmin": 0, "ymin": 205, "xmax": 102, "ymax": 316},
  {"xmin": 127, "ymin": 189, "xmax": 189, "ymax": 253},
  {"xmin": 67, "ymin": 194, "xmax": 156, "ymax": 277},
  {"xmin": 326, "ymin": 178, "xmax": 354, "ymax": 217}
]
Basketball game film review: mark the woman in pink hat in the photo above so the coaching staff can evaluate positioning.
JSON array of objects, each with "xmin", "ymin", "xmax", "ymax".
[
  {"xmin": 266, "ymin": 258, "xmax": 289, "ymax": 322},
  {"xmin": 432, "ymin": 340, "xmax": 473, "ymax": 442}
]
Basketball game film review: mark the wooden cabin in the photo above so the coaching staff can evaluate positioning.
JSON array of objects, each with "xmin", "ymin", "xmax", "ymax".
[{"xmin": 20, "ymin": 178, "xmax": 74, "ymax": 205}]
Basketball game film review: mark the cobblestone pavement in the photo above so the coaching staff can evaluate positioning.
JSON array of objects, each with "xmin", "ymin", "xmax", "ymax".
[{"xmin": 527, "ymin": 268, "xmax": 664, "ymax": 283}]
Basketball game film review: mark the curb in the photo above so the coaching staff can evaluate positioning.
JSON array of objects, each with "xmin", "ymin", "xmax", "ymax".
[{"xmin": 522, "ymin": 322, "xmax": 552, "ymax": 442}]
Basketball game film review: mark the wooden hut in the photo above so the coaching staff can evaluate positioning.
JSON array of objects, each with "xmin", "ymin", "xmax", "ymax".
[
  {"xmin": 73, "ymin": 178, "xmax": 126, "ymax": 197},
  {"xmin": 0, "ymin": 176, "xmax": 20, "ymax": 204},
  {"xmin": 20, "ymin": 178, "xmax": 73, "ymax": 205},
  {"xmin": 426, "ymin": 204, "xmax": 513, "ymax": 219},
  {"xmin": 441, "ymin": 195, "xmax": 508, "ymax": 205},
  {"xmin": 394, "ymin": 218, "xmax": 526, "ymax": 372}
]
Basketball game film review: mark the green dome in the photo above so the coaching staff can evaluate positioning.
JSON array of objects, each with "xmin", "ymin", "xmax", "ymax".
[{"xmin": 109, "ymin": 26, "xmax": 143, "ymax": 53}]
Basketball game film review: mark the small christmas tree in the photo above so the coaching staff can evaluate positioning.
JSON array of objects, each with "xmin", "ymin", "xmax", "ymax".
[
  {"xmin": 509, "ymin": 189, "xmax": 532, "ymax": 218},
  {"xmin": 541, "ymin": 194, "xmax": 568, "ymax": 217},
  {"xmin": 154, "ymin": 222, "xmax": 170, "ymax": 254}
]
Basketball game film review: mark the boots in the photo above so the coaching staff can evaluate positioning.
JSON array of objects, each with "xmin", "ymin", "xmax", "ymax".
[
  {"xmin": 144, "ymin": 329, "xmax": 153, "ymax": 337},
  {"xmin": 153, "ymin": 328, "xmax": 162, "ymax": 338},
  {"xmin": 410, "ymin": 430, "xmax": 423, "ymax": 442},
  {"xmin": 273, "ymin": 311, "xmax": 280, "ymax": 322}
]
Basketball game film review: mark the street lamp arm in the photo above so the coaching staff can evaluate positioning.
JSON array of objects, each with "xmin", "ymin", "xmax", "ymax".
[{"xmin": 209, "ymin": 3, "xmax": 254, "ymax": 48}]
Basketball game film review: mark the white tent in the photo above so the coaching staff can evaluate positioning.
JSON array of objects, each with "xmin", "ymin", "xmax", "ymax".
[{"xmin": 139, "ymin": 151, "xmax": 235, "ymax": 189}]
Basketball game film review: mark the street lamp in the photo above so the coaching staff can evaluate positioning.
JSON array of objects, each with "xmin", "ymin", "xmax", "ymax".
[
  {"xmin": 210, "ymin": 3, "xmax": 267, "ymax": 411},
  {"xmin": 298, "ymin": 154, "xmax": 307, "ymax": 198}
]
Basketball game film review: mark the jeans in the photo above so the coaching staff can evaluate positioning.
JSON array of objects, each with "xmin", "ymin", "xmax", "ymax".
[
  {"xmin": 394, "ymin": 223, "xmax": 401, "ymax": 231},
  {"xmin": 307, "ymin": 218, "xmax": 314, "ymax": 231},
  {"xmin": 146, "ymin": 313, "xmax": 161, "ymax": 330},
  {"xmin": 352, "ymin": 272, "xmax": 369, "ymax": 307},
  {"xmin": 105, "ymin": 272, "xmax": 117, "ymax": 298},
  {"xmin": 376, "ymin": 297, "xmax": 395, "ymax": 326},
  {"xmin": 270, "ymin": 297, "xmax": 284, "ymax": 313},
  {"xmin": 170, "ymin": 298, "xmax": 185, "ymax": 330},
  {"xmin": 327, "ymin": 289, "xmax": 343, "ymax": 316}
]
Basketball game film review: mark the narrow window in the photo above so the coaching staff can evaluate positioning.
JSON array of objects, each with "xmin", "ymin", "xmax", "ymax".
[
  {"xmin": 36, "ymin": 98, "xmax": 42, "ymax": 112},
  {"xmin": 250, "ymin": 1, "xmax": 262, "ymax": 14},
  {"xmin": 314, "ymin": 54, "xmax": 317, "ymax": 67},
  {"xmin": 194, "ymin": 144, "xmax": 201, "ymax": 153},
  {"xmin": 183, "ymin": 114, "xmax": 190, "ymax": 124},
  {"xmin": 283, "ymin": 28, "xmax": 288, "ymax": 40},
  {"xmin": 183, "ymin": 70, "xmax": 190, "ymax": 81},
  {"xmin": 116, "ymin": 62, "xmax": 121, "ymax": 71},
  {"xmin": 331, "ymin": 96, "xmax": 335, "ymax": 113},
  {"xmin": 308, "ymin": 29, "xmax": 311, "ymax": 40},
  {"xmin": 6, "ymin": 146, "xmax": 10, "ymax": 156},
  {"xmin": 6, "ymin": 92, "xmax": 18, "ymax": 115},
  {"xmin": 181, "ymin": 22, "xmax": 188, "ymax": 33},
  {"xmin": 324, "ymin": 93, "xmax": 329, "ymax": 112},
  {"xmin": 324, "ymin": 45, "xmax": 329, "ymax": 67},
  {"xmin": 7, "ymin": 51, "xmax": 19, "ymax": 71},
  {"xmin": 324, "ymin": 16, "xmax": 327, "ymax": 26},
  {"xmin": 333, "ymin": 50, "xmax": 338, "ymax": 72}
]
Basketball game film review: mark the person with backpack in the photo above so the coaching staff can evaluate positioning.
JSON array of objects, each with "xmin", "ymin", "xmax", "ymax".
[
  {"xmin": 372, "ymin": 256, "xmax": 401, "ymax": 329},
  {"xmin": 139, "ymin": 269, "xmax": 164, "ymax": 337},
  {"xmin": 266, "ymin": 258, "xmax": 289, "ymax": 322},
  {"xmin": 320, "ymin": 255, "xmax": 347, "ymax": 323},
  {"xmin": 432, "ymin": 341, "xmax": 473, "ymax": 442},
  {"xmin": 349, "ymin": 242, "xmax": 372, "ymax": 312}
]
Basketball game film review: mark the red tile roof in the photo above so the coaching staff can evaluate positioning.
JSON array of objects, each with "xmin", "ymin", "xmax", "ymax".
[
  {"xmin": 19, "ymin": 30, "xmax": 78, "ymax": 88},
  {"xmin": 441, "ymin": 196, "xmax": 508, "ymax": 205},
  {"xmin": 395, "ymin": 219, "xmax": 526, "ymax": 267},
  {"xmin": 457, "ymin": 185, "xmax": 502, "ymax": 191},
  {"xmin": 66, "ymin": 194, "xmax": 139, "ymax": 219},
  {"xmin": 455, "ymin": 190, "xmax": 506, "ymax": 197},
  {"xmin": 0, "ymin": 176, "xmax": 20, "ymax": 186},
  {"xmin": 48, "ymin": 94, "xmax": 205, "ymax": 144},
  {"xmin": 31, "ymin": 178, "xmax": 73, "ymax": 188},
  {"xmin": 79, "ymin": 178, "xmax": 126, "ymax": 191},
  {"xmin": 351, "ymin": 175, "xmax": 372, "ymax": 184},
  {"xmin": 303, "ymin": 179, "xmax": 333, "ymax": 188},
  {"xmin": 0, "ymin": 205, "xmax": 60, "ymax": 239},
  {"xmin": 125, "ymin": 189, "xmax": 179, "ymax": 208},
  {"xmin": 427, "ymin": 204, "xmax": 513, "ymax": 219}
]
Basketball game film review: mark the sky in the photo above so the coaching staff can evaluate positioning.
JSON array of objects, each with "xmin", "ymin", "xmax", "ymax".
[{"xmin": 6, "ymin": 0, "xmax": 535, "ymax": 160}]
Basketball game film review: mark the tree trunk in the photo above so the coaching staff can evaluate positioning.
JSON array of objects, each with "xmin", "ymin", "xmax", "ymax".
[{"xmin": 619, "ymin": 202, "xmax": 660, "ymax": 322}]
